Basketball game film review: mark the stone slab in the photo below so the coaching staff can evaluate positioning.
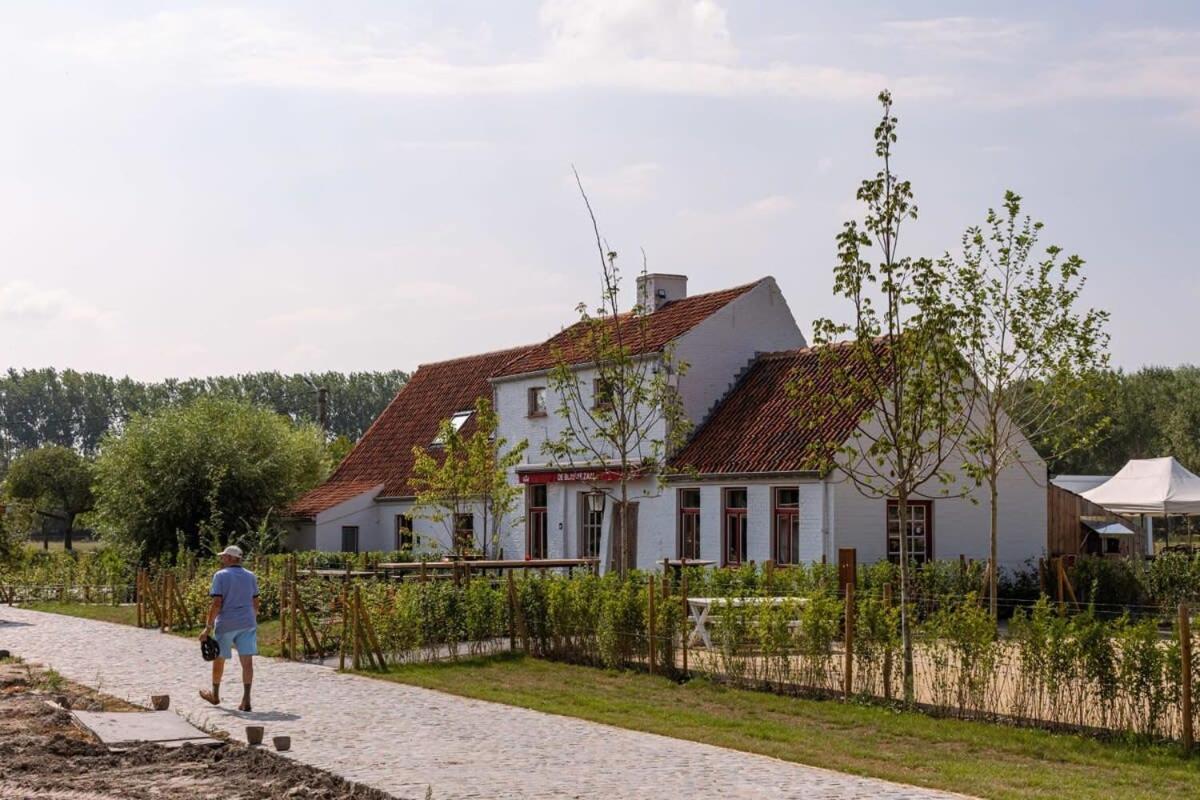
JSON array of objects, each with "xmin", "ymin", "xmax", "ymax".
[{"xmin": 72, "ymin": 709, "xmax": 220, "ymax": 748}]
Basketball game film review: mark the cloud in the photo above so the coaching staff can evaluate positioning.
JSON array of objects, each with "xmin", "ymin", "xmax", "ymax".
[
  {"xmin": 576, "ymin": 162, "xmax": 664, "ymax": 200},
  {"xmin": 540, "ymin": 0, "xmax": 734, "ymax": 63},
  {"xmin": 0, "ymin": 281, "xmax": 108, "ymax": 325},
  {"xmin": 874, "ymin": 17, "xmax": 1044, "ymax": 60},
  {"xmin": 742, "ymin": 194, "xmax": 795, "ymax": 218},
  {"xmin": 40, "ymin": 3, "xmax": 947, "ymax": 101}
]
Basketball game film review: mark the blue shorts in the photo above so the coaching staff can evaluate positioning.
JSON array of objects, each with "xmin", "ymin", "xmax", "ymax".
[{"xmin": 214, "ymin": 627, "xmax": 257, "ymax": 659}]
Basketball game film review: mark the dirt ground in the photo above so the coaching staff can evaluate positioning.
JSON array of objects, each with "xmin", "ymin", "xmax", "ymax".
[{"xmin": 0, "ymin": 658, "xmax": 402, "ymax": 800}]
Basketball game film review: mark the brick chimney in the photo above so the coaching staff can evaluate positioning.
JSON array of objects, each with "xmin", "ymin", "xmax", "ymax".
[{"xmin": 635, "ymin": 273, "xmax": 688, "ymax": 313}]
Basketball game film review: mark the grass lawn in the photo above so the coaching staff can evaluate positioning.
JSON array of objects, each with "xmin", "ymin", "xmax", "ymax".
[
  {"xmin": 22, "ymin": 601, "xmax": 284, "ymax": 657},
  {"xmin": 370, "ymin": 653, "xmax": 1200, "ymax": 800}
]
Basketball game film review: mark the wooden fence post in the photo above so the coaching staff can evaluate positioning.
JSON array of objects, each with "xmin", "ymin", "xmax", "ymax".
[
  {"xmin": 680, "ymin": 559, "xmax": 689, "ymax": 676},
  {"xmin": 1181, "ymin": 603, "xmax": 1193, "ymax": 754},
  {"xmin": 351, "ymin": 586, "xmax": 362, "ymax": 670},
  {"xmin": 279, "ymin": 568, "xmax": 289, "ymax": 659},
  {"xmin": 507, "ymin": 570, "xmax": 517, "ymax": 653},
  {"xmin": 290, "ymin": 557, "xmax": 299, "ymax": 661},
  {"xmin": 843, "ymin": 581, "xmax": 855, "ymax": 700},
  {"xmin": 883, "ymin": 582, "xmax": 893, "ymax": 702},
  {"xmin": 1055, "ymin": 557, "xmax": 1066, "ymax": 615},
  {"xmin": 647, "ymin": 573, "xmax": 657, "ymax": 676},
  {"xmin": 338, "ymin": 585, "xmax": 348, "ymax": 671},
  {"xmin": 838, "ymin": 548, "xmax": 857, "ymax": 596}
]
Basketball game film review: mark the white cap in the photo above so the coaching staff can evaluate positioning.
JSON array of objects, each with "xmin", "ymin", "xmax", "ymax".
[{"xmin": 218, "ymin": 545, "xmax": 244, "ymax": 559}]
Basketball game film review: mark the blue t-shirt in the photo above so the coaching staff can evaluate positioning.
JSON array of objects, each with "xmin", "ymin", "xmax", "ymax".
[{"xmin": 210, "ymin": 565, "xmax": 259, "ymax": 634}]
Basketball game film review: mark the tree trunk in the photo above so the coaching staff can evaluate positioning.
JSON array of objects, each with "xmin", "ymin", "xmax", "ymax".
[
  {"xmin": 897, "ymin": 493, "xmax": 915, "ymax": 705},
  {"xmin": 64, "ymin": 512, "xmax": 75, "ymax": 552},
  {"xmin": 988, "ymin": 476, "xmax": 999, "ymax": 620},
  {"xmin": 618, "ymin": 481, "xmax": 629, "ymax": 579}
]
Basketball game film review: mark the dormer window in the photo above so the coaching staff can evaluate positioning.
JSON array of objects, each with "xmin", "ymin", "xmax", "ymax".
[{"xmin": 433, "ymin": 410, "xmax": 473, "ymax": 445}]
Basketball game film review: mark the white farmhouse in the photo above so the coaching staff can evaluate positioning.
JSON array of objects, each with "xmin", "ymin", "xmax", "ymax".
[{"xmin": 287, "ymin": 274, "xmax": 1047, "ymax": 570}]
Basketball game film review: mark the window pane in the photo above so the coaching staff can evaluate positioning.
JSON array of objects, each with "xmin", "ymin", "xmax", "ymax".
[
  {"xmin": 726, "ymin": 489, "xmax": 747, "ymax": 509},
  {"xmin": 776, "ymin": 488, "xmax": 800, "ymax": 508},
  {"xmin": 680, "ymin": 488, "xmax": 700, "ymax": 508}
]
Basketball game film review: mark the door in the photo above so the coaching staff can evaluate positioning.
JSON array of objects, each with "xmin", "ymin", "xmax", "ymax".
[{"xmin": 609, "ymin": 501, "xmax": 639, "ymax": 572}]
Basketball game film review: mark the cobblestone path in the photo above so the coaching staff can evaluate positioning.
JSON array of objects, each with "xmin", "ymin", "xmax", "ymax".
[{"xmin": 0, "ymin": 606, "xmax": 969, "ymax": 800}]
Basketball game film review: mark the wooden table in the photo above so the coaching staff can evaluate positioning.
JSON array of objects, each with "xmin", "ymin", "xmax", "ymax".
[
  {"xmin": 686, "ymin": 596, "xmax": 809, "ymax": 649},
  {"xmin": 302, "ymin": 569, "xmax": 377, "ymax": 579}
]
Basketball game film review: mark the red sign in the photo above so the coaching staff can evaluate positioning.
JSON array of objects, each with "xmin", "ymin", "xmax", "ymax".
[{"xmin": 518, "ymin": 468, "xmax": 628, "ymax": 484}]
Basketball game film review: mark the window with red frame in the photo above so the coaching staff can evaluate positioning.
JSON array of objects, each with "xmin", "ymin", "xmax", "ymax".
[
  {"xmin": 527, "ymin": 484, "xmax": 548, "ymax": 559},
  {"xmin": 773, "ymin": 487, "xmax": 801, "ymax": 565},
  {"xmin": 723, "ymin": 488, "xmax": 747, "ymax": 566},
  {"xmin": 580, "ymin": 491, "xmax": 604, "ymax": 558},
  {"xmin": 678, "ymin": 488, "xmax": 701, "ymax": 560}
]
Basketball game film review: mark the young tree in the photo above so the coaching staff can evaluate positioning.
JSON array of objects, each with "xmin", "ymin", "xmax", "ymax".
[
  {"xmin": 542, "ymin": 176, "xmax": 691, "ymax": 577},
  {"xmin": 93, "ymin": 397, "xmax": 328, "ymax": 560},
  {"xmin": 800, "ymin": 91, "xmax": 972, "ymax": 702},
  {"xmin": 948, "ymin": 191, "xmax": 1110, "ymax": 617},
  {"xmin": 411, "ymin": 398, "xmax": 528, "ymax": 557},
  {"xmin": 3, "ymin": 445, "xmax": 95, "ymax": 550}
]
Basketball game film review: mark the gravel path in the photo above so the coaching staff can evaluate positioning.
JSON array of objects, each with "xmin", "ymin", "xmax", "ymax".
[{"xmin": 0, "ymin": 606, "xmax": 968, "ymax": 800}]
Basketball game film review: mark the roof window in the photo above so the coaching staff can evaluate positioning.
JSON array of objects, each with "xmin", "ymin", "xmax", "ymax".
[{"xmin": 433, "ymin": 410, "xmax": 473, "ymax": 445}]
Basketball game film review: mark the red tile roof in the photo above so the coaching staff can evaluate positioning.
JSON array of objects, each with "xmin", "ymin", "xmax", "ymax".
[
  {"xmin": 669, "ymin": 341, "xmax": 891, "ymax": 476},
  {"xmin": 494, "ymin": 280, "xmax": 762, "ymax": 378},
  {"xmin": 288, "ymin": 345, "xmax": 535, "ymax": 519}
]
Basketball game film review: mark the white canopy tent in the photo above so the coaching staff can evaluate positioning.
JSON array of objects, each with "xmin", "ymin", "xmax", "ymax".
[{"xmin": 1081, "ymin": 457, "xmax": 1200, "ymax": 515}]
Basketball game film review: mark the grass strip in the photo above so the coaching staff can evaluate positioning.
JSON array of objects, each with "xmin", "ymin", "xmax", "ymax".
[{"xmin": 368, "ymin": 653, "xmax": 1200, "ymax": 800}]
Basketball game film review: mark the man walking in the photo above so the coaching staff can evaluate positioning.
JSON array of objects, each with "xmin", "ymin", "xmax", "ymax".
[{"xmin": 199, "ymin": 545, "xmax": 259, "ymax": 712}]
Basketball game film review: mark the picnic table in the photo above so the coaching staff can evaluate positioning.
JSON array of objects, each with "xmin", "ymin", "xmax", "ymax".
[{"xmin": 686, "ymin": 596, "xmax": 809, "ymax": 649}]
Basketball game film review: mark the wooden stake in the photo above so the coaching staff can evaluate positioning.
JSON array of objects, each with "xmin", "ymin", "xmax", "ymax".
[
  {"xmin": 883, "ymin": 582, "xmax": 893, "ymax": 702},
  {"xmin": 136, "ymin": 571, "xmax": 144, "ymax": 628},
  {"xmin": 680, "ymin": 560, "xmax": 689, "ymax": 676},
  {"xmin": 338, "ymin": 585, "xmax": 348, "ymax": 670},
  {"xmin": 1181, "ymin": 603, "xmax": 1193, "ymax": 754},
  {"xmin": 843, "ymin": 581, "xmax": 855, "ymax": 700},
  {"xmin": 647, "ymin": 573, "xmax": 657, "ymax": 676},
  {"xmin": 357, "ymin": 585, "xmax": 386, "ymax": 670},
  {"xmin": 1056, "ymin": 557, "xmax": 1066, "ymax": 615},
  {"xmin": 507, "ymin": 570, "xmax": 517, "ymax": 653},
  {"xmin": 289, "ymin": 557, "xmax": 298, "ymax": 661},
  {"xmin": 351, "ymin": 587, "xmax": 362, "ymax": 670}
]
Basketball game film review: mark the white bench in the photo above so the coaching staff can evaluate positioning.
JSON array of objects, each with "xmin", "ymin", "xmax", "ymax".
[{"xmin": 686, "ymin": 596, "xmax": 809, "ymax": 649}]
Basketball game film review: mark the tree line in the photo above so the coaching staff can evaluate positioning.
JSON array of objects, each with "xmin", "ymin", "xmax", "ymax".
[
  {"xmin": 0, "ymin": 367, "xmax": 409, "ymax": 472},
  {"xmin": 1032, "ymin": 365, "xmax": 1200, "ymax": 477}
]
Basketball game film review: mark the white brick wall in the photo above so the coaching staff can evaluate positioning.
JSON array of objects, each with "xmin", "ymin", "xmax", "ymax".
[{"xmin": 673, "ymin": 278, "xmax": 805, "ymax": 431}]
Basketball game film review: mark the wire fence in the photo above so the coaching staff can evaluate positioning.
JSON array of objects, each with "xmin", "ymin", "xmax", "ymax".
[{"xmin": 3, "ymin": 555, "xmax": 1198, "ymax": 747}]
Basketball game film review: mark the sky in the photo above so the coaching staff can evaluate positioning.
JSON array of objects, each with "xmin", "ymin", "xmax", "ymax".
[{"xmin": 1, "ymin": 0, "xmax": 1197, "ymax": 379}]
